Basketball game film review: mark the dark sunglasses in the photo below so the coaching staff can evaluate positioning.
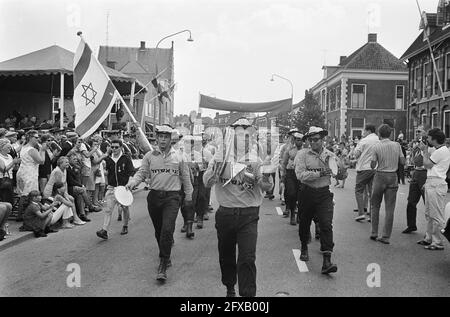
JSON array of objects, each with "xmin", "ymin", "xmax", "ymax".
[
  {"xmin": 111, "ymin": 146, "xmax": 120, "ymax": 149},
  {"xmin": 308, "ymin": 137, "xmax": 322, "ymax": 142}
]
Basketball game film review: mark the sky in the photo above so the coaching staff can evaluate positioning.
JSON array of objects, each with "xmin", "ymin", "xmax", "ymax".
[{"xmin": 0, "ymin": 0, "xmax": 439, "ymax": 118}]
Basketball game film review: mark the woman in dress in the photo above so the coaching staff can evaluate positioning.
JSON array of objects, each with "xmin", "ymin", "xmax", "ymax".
[
  {"xmin": 0, "ymin": 139, "xmax": 20, "ymax": 204},
  {"xmin": 16, "ymin": 130, "xmax": 47, "ymax": 221},
  {"xmin": 90, "ymin": 135, "xmax": 108, "ymax": 207}
]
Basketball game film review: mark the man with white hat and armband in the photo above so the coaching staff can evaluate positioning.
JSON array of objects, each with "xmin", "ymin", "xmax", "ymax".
[
  {"xmin": 203, "ymin": 118, "xmax": 272, "ymax": 297},
  {"xmin": 126, "ymin": 124, "xmax": 193, "ymax": 282},
  {"xmin": 295, "ymin": 126, "xmax": 338, "ymax": 274}
]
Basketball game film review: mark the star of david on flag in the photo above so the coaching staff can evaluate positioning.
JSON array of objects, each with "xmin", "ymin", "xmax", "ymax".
[{"xmin": 73, "ymin": 34, "xmax": 119, "ymax": 139}]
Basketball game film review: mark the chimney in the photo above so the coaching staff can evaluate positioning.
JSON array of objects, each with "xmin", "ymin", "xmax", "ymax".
[
  {"xmin": 339, "ymin": 56, "xmax": 347, "ymax": 64},
  {"xmin": 140, "ymin": 41, "xmax": 146, "ymax": 50},
  {"xmin": 368, "ymin": 33, "xmax": 377, "ymax": 43}
]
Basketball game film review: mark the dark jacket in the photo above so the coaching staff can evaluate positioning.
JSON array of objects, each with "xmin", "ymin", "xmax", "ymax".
[
  {"xmin": 60, "ymin": 141, "xmax": 73, "ymax": 157},
  {"xmin": 105, "ymin": 154, "xmax": 135, "ymax": 187},
  {"xmin": 67, "ymin": 165, "xmax": 83, "ymax": 192}
]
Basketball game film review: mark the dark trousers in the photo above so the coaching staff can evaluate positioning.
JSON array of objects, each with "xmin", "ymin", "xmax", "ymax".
[
  {"xmin": 215, "ymin": 206, "xmax": 259, "ymax": 297},
  {"xmin": 147, "ymin": 190, "xmax": 181, "ymax": 260},
  {"xmin": 397, "ymin": 163, "xmax": 405, "ymax": 184},
  {"xmin": 0, "ymin": 185, "xmax": 14, "ymax": 205},
  {"xmin": 298, "ymin": 186, "xmax": 334, "ymax": 252},
  {"xmin": 406, "ymin": 170, "xmax": 427, "ymax": 229},
  {"xmin": 285, "ymin": 169, "xmax": 299, "ymax": 212},
  {"xmin": 195, "ymin": 171, "xmax": 208, "ymax": 220},
  {"xmin": 265, "ymin": 173, "xmax": 276, "ymax": 195}
]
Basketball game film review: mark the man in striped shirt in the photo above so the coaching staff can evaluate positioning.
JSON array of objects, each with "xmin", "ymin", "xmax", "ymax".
[{"xmin": 370, "ymin": 124, "xmax": 405, "ymax": 244}]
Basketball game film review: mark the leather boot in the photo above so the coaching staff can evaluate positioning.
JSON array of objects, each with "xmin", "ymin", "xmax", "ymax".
[
  {"xmin": 186, "ymin": 221, "xmax": 195, "ymax": 239},
  {"xmin": 300, "ymin": 244, "xmax": 309, "ymax": 262},
  {"xmin": 321, "ymin": 253, "xmax": 337, "ymax": 274},
  {"xmin": 156, "ymin": 258, "xmax": 168, "ymax": 282},
  {"xmin": 290, "ymin": 209, "xmax": 296, "ymax": 226},
  {"xmin": 181, "ymin": 222, "xmax": 187, "ymax": 233}
]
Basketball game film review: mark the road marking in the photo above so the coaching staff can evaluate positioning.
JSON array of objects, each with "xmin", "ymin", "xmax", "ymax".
[
  {"xmin": 275, "ymin": 207, "xmax": 283, "ymax": 216},
  {"xmin": 292, "ymin": 249, "xmax": 309, "ymax": 272}
]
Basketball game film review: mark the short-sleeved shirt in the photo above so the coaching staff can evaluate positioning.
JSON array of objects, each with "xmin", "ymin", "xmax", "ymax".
[
  {"xmin": 371, "ymin": 139, "xmax": 404, "ymax": 172},
  {"xmin": 428, "ymin": 145, "xmax": 450, "ymax": 180}
]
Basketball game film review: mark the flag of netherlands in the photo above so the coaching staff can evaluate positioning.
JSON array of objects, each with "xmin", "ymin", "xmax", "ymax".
[{"xmin": 73, "ymin": 36, "xmax": 119, "ymax": 139}]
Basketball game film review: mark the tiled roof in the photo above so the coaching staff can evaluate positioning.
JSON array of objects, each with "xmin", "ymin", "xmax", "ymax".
[
  {"xmin": 339, "ymin": 42, "xmax": 406, "ymax": 71},
  {"xmin": 401, "ymin": 26, "xmax": 450, "ymax": 60}
]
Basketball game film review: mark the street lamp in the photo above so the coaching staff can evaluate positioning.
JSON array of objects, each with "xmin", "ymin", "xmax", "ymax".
[
  {"xmin": 270, "ymin": 74, "xmax": 294, "ymax": 125},
  {"xmin": 153, "ymin": 29, "xmax": 194, "ymax": 125}
]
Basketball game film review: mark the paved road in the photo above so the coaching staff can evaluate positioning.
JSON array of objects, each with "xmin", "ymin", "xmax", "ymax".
[{"xmin": 1, "ymin": 170, "xmax": 449, "ymax": 297}]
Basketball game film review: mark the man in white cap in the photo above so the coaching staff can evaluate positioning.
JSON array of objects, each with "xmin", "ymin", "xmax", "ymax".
[
  {"xmin": 280, "ymin": 130, "xmax": 304, "ymax": 225},
  {"xmin": 126, "ymin": 124, "xmax": 193, "ymax": 282},
  {"xmin": 203, "ymin": 117, "xmax": 272, "ymax": 297},
  {"xmin": 295, "ymin": 126, "xmax": 338, "ymax": 274}
]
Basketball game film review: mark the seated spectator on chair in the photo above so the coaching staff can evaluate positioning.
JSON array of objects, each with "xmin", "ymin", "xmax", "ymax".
[
  {"xmin": 0, "ymin": 202, "xmax": 12, "ymax": 241},
  {"xmin": 0, "ymin": 139, "xmax": 20, "ymax": 204},
  {"xmin": 23, "ymin": 190, "xmax": 58, "ymax": 237}
]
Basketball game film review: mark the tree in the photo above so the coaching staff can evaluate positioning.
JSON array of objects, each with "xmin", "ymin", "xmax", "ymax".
[{"xmin": 293, "ymin": 90, "xmax": 325, "ymax": 133}]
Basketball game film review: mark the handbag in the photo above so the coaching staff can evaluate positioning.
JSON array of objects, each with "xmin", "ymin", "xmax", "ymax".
[{"xmin": 0, "ymin": 168, "xmax": 13, "ymax": 190}]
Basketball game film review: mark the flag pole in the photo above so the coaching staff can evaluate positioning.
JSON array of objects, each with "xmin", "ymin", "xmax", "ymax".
[
  {"xmin": 134, "ymin": 67, "xmax": 168, "ymax": 96},
  {"xmin": 416, "ymin": 0, "xmax": 445, "ymax": 100}
]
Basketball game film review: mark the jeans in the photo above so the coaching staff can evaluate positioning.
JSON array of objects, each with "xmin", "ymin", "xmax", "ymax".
[
  {"xmin": 285, "ymin": 169, "xmax": 299, "ymax": 212},
  {"xmin": 298, "ymin": 185, "xmax": 334, "ymax": 252},
  {"xmin": 195, "ymin": 171, "xmax": 208, "ymax": 220},
  {"xmin": 147, "ymin": 190, "xmax": 181, "ymax": 259},
  {"xmin": 215, "ymin": 206, "xmax": 259, "ymax": 297},
  {"xmin": 371, "ymin": 172, "xmax": 398, "ymax": 240},
  {"xmin": 406, "ymin": 170, "xmax": 427, "ymax": 229},
  {"xmin": 355, "ymin": 170, "xmax": 375, "ymax": 216},
  {"xmin": 423, "ymin": 178, "xmax": 447, "ymax": 245}
]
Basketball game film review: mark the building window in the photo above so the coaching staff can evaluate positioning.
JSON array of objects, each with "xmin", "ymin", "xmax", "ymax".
[
  {"xmin": 421, "ymin": 113, "xmax": 427, "ymax": 125},
  {"xmin": 431, "ymin": 111, "xmax": 438, "ymax": 128},
  {"xmin": 444, "ymin": 110, "xmax": 450, "ymax": 137},
  {"xmin": 321, "ymin": 89, "xmax": 327, "ymax": 112},
  {"xmin": 329, "ymin": 88, "xmax": 336, "ymax": 111},
  {"xmin": 433, "ymin": 57, "xmax": 441, "ymax": 96},
  {"xmin": 351, "ymin": 84, "xmax": 366, "ymax": 109},
  {"xmin": 334, "ymin": 118, "xmax": 339, "ymax": 138},
  {"xmin": 351, "ymin": 117, "xmax": 364, "ymax": 139},
  {"xmin": 336, "ymin": 85, "xmax": 341, "ymax": 109},
  {"xmin": 395, "ymin": 86, "xmax": 404, "ymax": 110},
  {"xmin": 415, "ymin": 66, "xmax": 420, "ymax": 98},
  {"xmin": 446, "ymin": 53, "xmax": 450, "ymax": 91},
  {"xmin": 423, "ymin": 61, "xmax": 432, "ymax": 98}
]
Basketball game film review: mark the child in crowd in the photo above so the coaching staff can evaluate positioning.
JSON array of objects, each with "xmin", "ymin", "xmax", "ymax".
[
  {"xmin": 334, "ymin": 149, "xmax": 349, "ymax": 188},
  {"xmin": 23, "ymin": 190, "xmax": 58, "ymax": 237}
]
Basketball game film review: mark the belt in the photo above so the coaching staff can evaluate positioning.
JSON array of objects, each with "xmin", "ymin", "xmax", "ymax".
[
  {"xmin": 149, "ymin": 189, "xmax": 180, "ymax": 197},
  {"xmin": 375, "ymin": 171, "xmax": 397, "ymax": 173},
  {"xmin": 414, "ymin": 168, "xmax": 427, "ymax": 172},
  {"xmin": 303, "ymin": 185, "xmax": 329, "ymax": 191}
]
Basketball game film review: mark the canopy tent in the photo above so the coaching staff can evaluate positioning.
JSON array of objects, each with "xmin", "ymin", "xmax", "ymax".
[
  {"xmin": 0, "ymin": 45, "xmax": 147, "ymax": 94},
  {"xmin": 0, "ymin": 45, "xmax": 147, "ymax": 125},
  {"xmin": 199, "ymin": 94, "xmax": 292, "ymax": 114}
]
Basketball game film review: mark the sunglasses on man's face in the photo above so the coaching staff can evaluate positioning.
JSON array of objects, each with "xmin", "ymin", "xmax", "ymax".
[{"xmin": 111, "ymin": 146, "xmax": 120, "ymax": 149}]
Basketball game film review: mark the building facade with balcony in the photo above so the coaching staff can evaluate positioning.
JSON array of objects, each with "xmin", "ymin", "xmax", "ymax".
[
  {"xmin": 98, "ymin": 41, "xmax": 174, "ymax": 131},
  {"xmin": 309, "ymin": 33, "xmax": 408, "ymax": 140},
  {"xmin": 401, "ymin": 0, "xmax": 450, "ymax": 139}
]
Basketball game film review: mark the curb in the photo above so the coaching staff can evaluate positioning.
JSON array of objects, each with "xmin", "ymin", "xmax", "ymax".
[{"xmin": 0, "ymin": 232, "xmax": 34, "ymax": 252}]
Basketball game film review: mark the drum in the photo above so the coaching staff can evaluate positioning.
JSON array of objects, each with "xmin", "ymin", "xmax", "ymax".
[{"xmin": 114, "ymin": 186, "xmax": 134, "ymax": 207}]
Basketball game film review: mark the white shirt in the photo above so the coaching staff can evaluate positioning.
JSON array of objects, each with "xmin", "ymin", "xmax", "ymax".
[
  {"xmin": 427, "ymin": 146, "xmax": 450, "ymax": 180},
  {"xmin": 354, "ymin": 133, "xmax": 380, "ymax": 171}
]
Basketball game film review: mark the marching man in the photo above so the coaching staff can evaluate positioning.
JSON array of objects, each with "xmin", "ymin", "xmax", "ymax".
[
  {"xmin": 203, "ymin": 118, "xmax": 273, "ymax": 297},
  {"xmin": 126, "ymin": 125, "xmax": 193, "ymax": 282},
  {"xmin": 295, "ymin": 126, "xmax": 338, "ymax": 274}
]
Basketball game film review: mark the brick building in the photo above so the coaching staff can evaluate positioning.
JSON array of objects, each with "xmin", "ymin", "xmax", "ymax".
[
  {"xmin": 98, "ymin": 41, "xmax": 174, "ymax": 130},
  {"xmin": 309, "ymin": 34, "xmax": 408, "ymax": 140},
  {"xmin": 401, "ymin": 0, "xmax": 450, "ymax": 139}
]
